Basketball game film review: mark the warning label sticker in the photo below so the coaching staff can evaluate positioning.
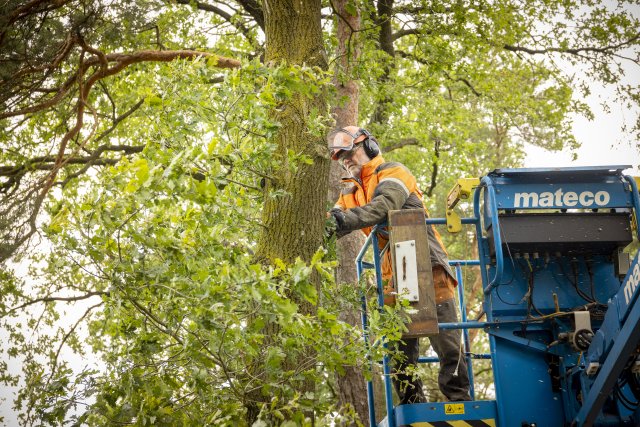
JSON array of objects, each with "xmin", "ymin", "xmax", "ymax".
[{"xmin": 444, "ymin": 403, "xmax": 465, "ymax": 415}]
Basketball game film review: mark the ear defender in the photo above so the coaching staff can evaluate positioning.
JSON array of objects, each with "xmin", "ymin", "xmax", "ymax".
[{"xmin": 358, "ymin": 129, "xmax": 380, "ymax": 158}]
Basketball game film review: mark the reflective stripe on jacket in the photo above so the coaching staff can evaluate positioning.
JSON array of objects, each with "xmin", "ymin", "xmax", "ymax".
[{"xmin": 334, "ymin": 155, "xmax": 456, "ymax": 301}]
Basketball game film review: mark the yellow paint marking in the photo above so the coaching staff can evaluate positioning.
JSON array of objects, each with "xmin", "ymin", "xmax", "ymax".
[{"xmin": 411, "ymin": 419, "xmax": 496, "ymax": 427}]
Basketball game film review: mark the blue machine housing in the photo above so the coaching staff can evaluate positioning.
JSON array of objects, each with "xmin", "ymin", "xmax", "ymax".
[
  {"xmin": 357, "ymin": 166, "xmax": 640, "ymax": 427},
  {"xmin": 481, "ymin": 166, "xmax": 638, "ymax": 426}
]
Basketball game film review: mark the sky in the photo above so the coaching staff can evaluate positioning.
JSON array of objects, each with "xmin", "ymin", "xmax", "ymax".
[
  {"xmin": 525, "ymin": 112, "xmax": 639, "ymax": 173},
  {"xmin": 524, "ymin": 1, "xmax": 640, "ymax": 174},
  {"xmin": 525, "ymin": 57, "xmax": 639, "ymax": 173}
]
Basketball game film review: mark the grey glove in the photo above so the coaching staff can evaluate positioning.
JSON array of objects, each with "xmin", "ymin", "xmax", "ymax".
[{"xmin": 329, "ymin": 208, "xmax": 352, "ymax": 238}]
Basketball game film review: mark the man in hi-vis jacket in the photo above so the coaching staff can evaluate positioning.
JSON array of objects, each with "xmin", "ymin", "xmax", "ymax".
[{"xmin": 327, "ymin": 126, "xmax": 471, "ymax": 404}]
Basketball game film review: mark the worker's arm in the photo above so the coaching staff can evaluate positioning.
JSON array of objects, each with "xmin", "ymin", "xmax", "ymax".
[{"xmin": 332, "ymin": 178, "xmax": 410, "ymax": 233}]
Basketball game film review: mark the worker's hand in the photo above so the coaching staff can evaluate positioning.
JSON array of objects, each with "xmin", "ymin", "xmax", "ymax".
[
  {"xmin": 325, "ymin": 212, "xmax": 337, "ymax": 238},
  {"xmin": 327, "ymin": 208, "xmax": 349, "ymax": 238}
]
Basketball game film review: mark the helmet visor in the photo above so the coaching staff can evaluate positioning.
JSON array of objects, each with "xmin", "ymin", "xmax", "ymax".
[{"xmin": 328, "ymin": 129, "xmax": 360, "ymax": 160}]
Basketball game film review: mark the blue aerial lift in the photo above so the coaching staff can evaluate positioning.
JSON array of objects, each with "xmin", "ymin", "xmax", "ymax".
[{"xmin": 356, "ymin": 165, "xmax": 640, "ymax": 427}]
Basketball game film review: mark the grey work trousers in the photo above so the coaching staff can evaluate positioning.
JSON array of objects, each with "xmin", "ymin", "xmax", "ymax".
[{"xmin": 393, "ymin": 298, "xmax": 471, "ymax": 404}]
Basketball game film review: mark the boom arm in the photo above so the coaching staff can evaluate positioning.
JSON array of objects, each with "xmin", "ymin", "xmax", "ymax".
[{"xmin": 575, "ymin": 251, "xmax": 640, "ymax": 426}]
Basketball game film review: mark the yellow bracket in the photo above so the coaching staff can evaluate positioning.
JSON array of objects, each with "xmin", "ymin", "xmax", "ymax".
[
  {"xmin": 446, "ymin": 177, "xmax": 480, "ymax": 233},
  {"xmin": 446, "ymin": 209, "xmax": 462, "ymax": 233},
  {"xmin": 632, "ymin": 177, "xmax": 640, "ymax": 235}
]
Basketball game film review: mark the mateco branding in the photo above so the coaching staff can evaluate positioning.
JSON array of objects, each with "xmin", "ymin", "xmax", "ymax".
[
  {"xmin": 623, "ymin": 262, "xmax": 640, "ymax": 305},
  {"xmin": 513, "ymin": 188, "xmax": 611, "ymax": 208}
]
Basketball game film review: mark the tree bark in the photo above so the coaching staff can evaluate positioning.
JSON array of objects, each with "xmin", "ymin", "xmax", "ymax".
[
  {"xmin": 370, "ymin": 0, "xmax": 395, "ymax": 126},
  {"xmin": 249, "ymin": 0, "xmax": 328, "ymax": 423},
  {"xmin": 256, "ymin": 0, "xmax": 328, "ymax": 263},
  {"xmin": 329, "ymin": 1, "xmax": 370, "ymax": 425}
]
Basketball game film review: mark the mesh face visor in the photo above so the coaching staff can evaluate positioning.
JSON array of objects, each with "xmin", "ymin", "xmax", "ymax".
[{"xmin": 328, "ymin": 128, "xmax": 365, "ymax": 160}]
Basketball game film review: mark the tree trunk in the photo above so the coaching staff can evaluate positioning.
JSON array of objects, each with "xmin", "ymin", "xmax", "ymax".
[
  {"xmin": 248, "ymin": 1, "xmax": 328, "ymax": 423},
  {"xmin": 329, "ymin": 2, "xmax": 370, "ymax": 425},
  {"xmin": 370, "ymin": 0, "xmax": 395, "ymax": 126},
  {"xmin": 256, "ymin": 1, "xmax": 328, "ymax": 263}
]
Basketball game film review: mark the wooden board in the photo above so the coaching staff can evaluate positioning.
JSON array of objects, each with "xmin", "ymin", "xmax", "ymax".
[{"xmin": 388, "ymin": 209, "xmax": 439, "ymax": 338}]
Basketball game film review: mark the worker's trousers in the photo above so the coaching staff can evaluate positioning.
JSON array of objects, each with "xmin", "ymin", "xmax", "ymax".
[{"xmin": 393, "ymin": 298, "xmax": 471, "ymax": 404}]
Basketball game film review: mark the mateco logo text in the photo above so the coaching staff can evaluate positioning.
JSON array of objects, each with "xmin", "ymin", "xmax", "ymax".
[
  {"xmin": 513, "ymin": 189, "xmax": 611, "ymax": 208},
  {"xmin": 623, "ymin": 262, "xmax": 640, "ymax": 305}
]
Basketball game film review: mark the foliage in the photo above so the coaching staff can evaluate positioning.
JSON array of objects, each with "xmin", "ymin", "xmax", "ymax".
[
  {"xmin": 353, "ymin": 0, "xmax": 639, "ymax": 188},
  {"xmin": 1, "ymin": 0, "xmax": 639, "ymax": 425},
  {"xmin": 1, "ymin": 58, "xmax": 365, "ymax": 425}
]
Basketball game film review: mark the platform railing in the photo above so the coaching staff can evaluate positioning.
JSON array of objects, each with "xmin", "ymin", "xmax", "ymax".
[{"xmin": 356, "ymin": 215, "xmax": 493, "ymax": 427}]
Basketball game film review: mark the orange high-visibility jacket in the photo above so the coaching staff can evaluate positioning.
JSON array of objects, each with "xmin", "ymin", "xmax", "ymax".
[{"xmin": 333, "ymin": 155, "xmax": 456, "ymax": 302}]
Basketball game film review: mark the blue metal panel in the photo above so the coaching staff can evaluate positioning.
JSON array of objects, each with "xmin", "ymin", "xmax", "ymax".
[
  {"xmin": 479, "ymin": 176, "xmax": 505, "ymax": 294},
  {"xmin": 625, "ymin": 175, "xmax": 640, "ymax": 241},
  {"xmin": 393, "ymin": 401, "xmax": 497, "ymax": 425},
  {"xmin": 486, "ymin": 256, "xmax": 620, "ymax": 318},
  {"xmin": 491, "ymin": 335, "xmax": 565, "ymax": 426},
  {"xmin": 484, "ymin": 166, "xmax": 635, "ymax": 210},
  {"xmin": 615, "ymin": 253, "xmax": 640, "ymax": 325},
  {"xmin": 489, "ymin": 165, "xmax": 631, "ymax": 180},
  {"xmin": 489, "ymin": 181, "xmax": 633, "ymax": 210}
]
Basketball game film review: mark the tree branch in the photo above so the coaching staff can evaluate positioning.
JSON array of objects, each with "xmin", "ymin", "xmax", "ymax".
[
  {"xmin": 392, "ymin": 28, "xmax": 420, "ymax": 42},
  {"xmin": 1, "ymin": 46, "xmax": 240, "ymax": 259},
  {"xmin": 0, "ymin": 144, "xmax": 144, "ymax": 179},
  {"xmin": 6, "ymin": 291, "xmax": 108, "ymax": 316},
  {"xmin": 94, "ymin": 98, "xmax": 146, "ymax": 143},
  {"xmin": 126, "ymin": 297, "xmax": 184, "ymax": 346},
  {"xmin": 0, "ymin": 0, "xmax": 74, "ymax": 46},
  {"xmin": 46, "ymin": 301, "xmax": 103, "ymax": 386},
  {"xmin": 1, "ymin": 49, "xmax": 240, "ymax": 120},
  {"xmin": 7, "ymin": 32, "xmax": 76, "ymax": 82},
  {"xmin": 369, "ymin": 0, "xmax": 395, "ymax": 127},
  {"xmin": 329, "ymin": 0, "xmax": 356, "ymax": 34},
  {"xmin": 235, "ymin": 0, "xmax": 264, "ymax": 30},
  {"xmin": 392, "ymin": 5, "xmax": 452, "ymax": 15},
  {"xmin": 382, "ymin": 137, "xmax": 419, "ymax": 152},
  {"xmin": 170, "ymin": 0, "xmax": 259, "ymax": 46},
  {"xmin": 503, "ymin": 33, "xmax": 640, "ymax": 58},
  {"xmin": 426, "ymin": 138, "xmax": 440, "ymax": 197},
  {"xmin": 396, "ymin": 49, "xmax": 483, "ymax": 97}
]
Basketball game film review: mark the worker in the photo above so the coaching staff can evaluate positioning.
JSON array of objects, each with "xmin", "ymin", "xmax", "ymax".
[{"xmin": 327, "ymin": 126, "xmax": 471, "ymax": 404}]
